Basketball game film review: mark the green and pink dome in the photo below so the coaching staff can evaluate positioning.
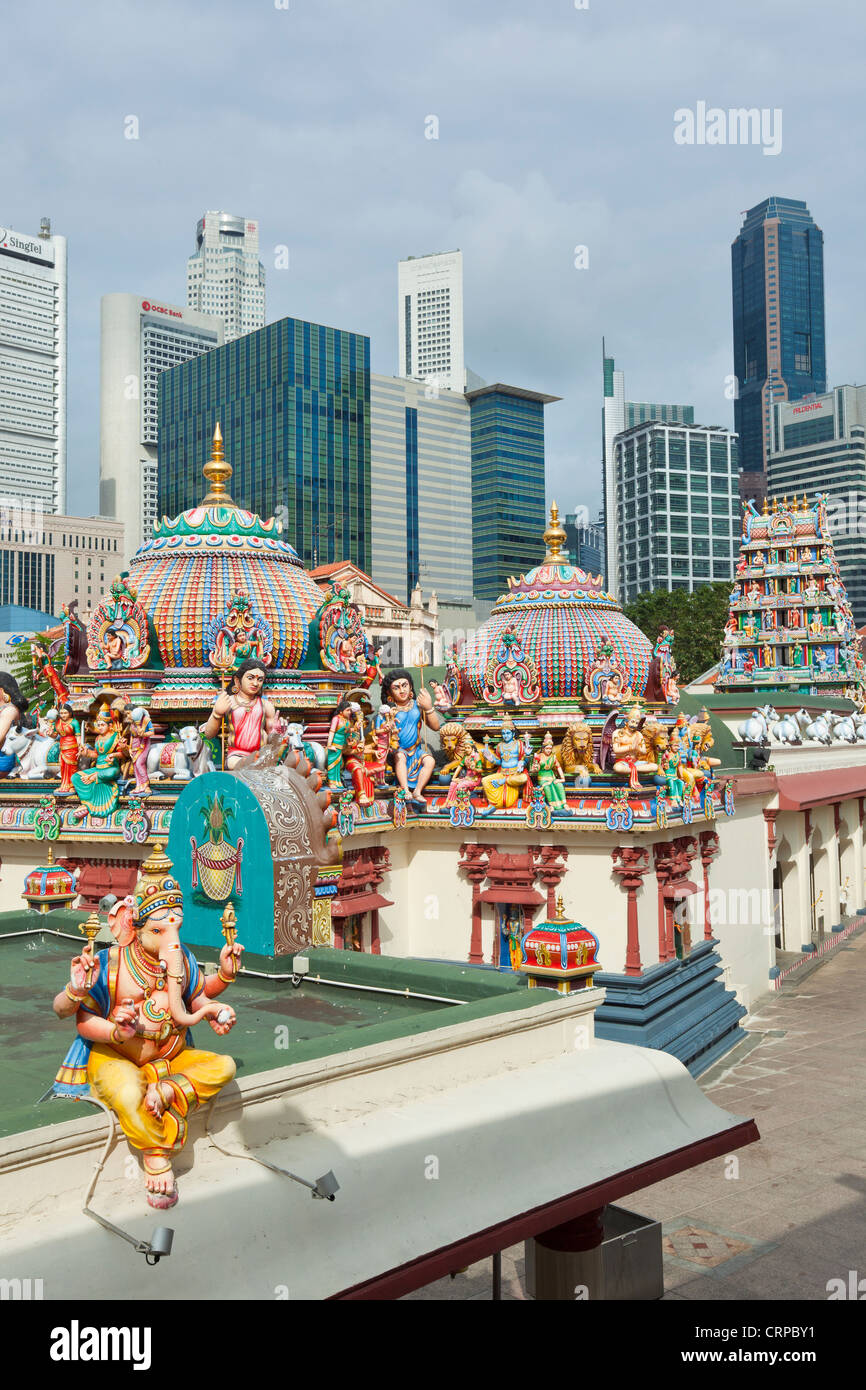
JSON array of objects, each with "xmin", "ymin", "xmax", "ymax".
[
  {"xmin": 127, "ymin": 430, "xmax": 323, "ymax": 670},
  {"xmin": 461, "ymin": 509, "xmax": 653, "ymax": 701}
]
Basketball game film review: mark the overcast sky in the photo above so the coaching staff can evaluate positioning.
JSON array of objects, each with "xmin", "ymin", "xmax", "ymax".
[{"xmin": 4, "ymin": 0, "xmax": 864, "ymax": 524}]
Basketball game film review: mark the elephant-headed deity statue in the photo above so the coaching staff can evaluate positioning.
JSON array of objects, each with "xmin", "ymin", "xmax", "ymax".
[{"xmin": 52, "ymin": 846, "xmax": 242, "ymax": 1210}]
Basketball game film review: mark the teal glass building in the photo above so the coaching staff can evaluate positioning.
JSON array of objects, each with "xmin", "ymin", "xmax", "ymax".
[
  {"xmin": 158, "ymin": 317, "xmax": 371, "ymax": 571},
  {"xmin": 732, "ymin": 197, "xmax": 826, "ymax": 481},
  {"xmin": 467, "ymin": 384, "xmax": 558, "ymax": 601}
]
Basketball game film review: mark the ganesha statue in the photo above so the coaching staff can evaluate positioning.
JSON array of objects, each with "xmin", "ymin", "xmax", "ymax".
[{"xmin": 52, "ymin": 846, "xmax": 242, "ymax": 1210}]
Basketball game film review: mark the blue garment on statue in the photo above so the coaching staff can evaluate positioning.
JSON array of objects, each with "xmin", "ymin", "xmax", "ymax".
[
  {"xmin": 53, "ymin": 945, "xmax": 201, "ymax": 1098},
  {"xmin": 376, "ymin": 703, "xmax": 425, "ymax": 789}
]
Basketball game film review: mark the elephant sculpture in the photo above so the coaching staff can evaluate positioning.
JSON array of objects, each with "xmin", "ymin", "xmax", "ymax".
[
  {"xmin": 52, "ymin": 846, "xmax": 242, "ymax": 1210},
  {"xmin": 146, "ymin": 726, "xmax": 215, "ymax": 782}
]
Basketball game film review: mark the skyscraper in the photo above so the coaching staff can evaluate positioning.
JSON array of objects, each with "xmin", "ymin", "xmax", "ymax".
[
  {"xmin": 614, "ymin": 421, "xmax": 739, "ymax": 603},
  {"xmin": 768, "ymin": 386, "xmax": 866, "ymax": 624},
  {"xmin": 601, "ymin": 348, "xmax": 694, "ymax": 596},
  {"xmin": 731, "ymin": 197, "xmax": 826, "ymax": 492},
  {"xmin": 467, "ymin": 384, "xmax": 558, "ymax": 601},
  {"xmin": 0, "ymin": 219, "xmax": 67, "ymax": 512},
  {"xmin": 370, "ymin": 374, "xmax": 472, "ymax": 606},
  {"xmin": 397, "ymin": 251, "xmax": 465, "ymax": 394},
  {"xmin": 186, "ymin": 212, "xmax": 265, "ymax": 342},
  {"xmin": 158, "ymin": 316, "xmax": 371, "ymax": 573},
  {"xmin": 99, "ymin": 294, "xmax": 224, "ymax": 565}
]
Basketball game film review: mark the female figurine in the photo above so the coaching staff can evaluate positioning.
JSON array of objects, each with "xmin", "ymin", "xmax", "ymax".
[
  {"xmin": 443, "ymin": 739, "xmax": 484, "ymax": 808},
  {"xmin": 126, "ymin": 707, "xmax": 155, "ymax": 796},
  {"xmin": 70, "ymin": 704, "xmax": 125, "ymax": 820},
  {"xmin": 531, "ymin": 731, "xmax": 568, "ymax": 811},
  {"xmin": 52, "ymin": 703, "xmax": 81, "ymax": 797},
  {"xmin": 326, "ymin": 698, "xmax": 376, "ymax": 805}
]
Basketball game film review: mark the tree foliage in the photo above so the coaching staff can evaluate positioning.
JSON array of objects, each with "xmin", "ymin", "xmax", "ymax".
[{"xmin": 623, "ymin": 582, "xmax": 730, "ymax": 685}]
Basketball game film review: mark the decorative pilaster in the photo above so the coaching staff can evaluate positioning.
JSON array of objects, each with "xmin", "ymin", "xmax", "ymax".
[
  {"xmin": 699, "ymin": 830, "xmax": 721, "ymax": 943},
  {"xmin": 763, "ymin": 810, "xmax": 778, "ymax": 859},
  {"xmin": 458, "ymin": 843, "xmax": 490, "ymax": 965},
  {"xmin": 535, "ymin": 845, "xmax": 568, "ymax": 917},
  {"xmin": 611, "ymin": 845, "xmax": 650, "ymax": 977}
]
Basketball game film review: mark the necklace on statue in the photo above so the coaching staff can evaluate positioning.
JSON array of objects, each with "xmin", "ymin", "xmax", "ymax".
[{"xmin": 125, "ymin": 940, "xmax": 167, "ymax": 999}]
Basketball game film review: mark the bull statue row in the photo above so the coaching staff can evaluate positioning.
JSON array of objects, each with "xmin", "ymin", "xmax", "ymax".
[{"xmin": 737, "ymin": 705, "xmax": 866, "ymax": 747}]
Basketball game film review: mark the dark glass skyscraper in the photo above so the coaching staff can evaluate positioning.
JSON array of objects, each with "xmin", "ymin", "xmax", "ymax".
[
  {"xmin": 158, "ymin": 316, "xmax": 371, "ymax": 571},
  {"xmin": 731, "ymin": 197, "xmax": 826, "ymax": 487},
  {"xmin": 467, "ymin": 384, "xmax": 558, "ymax": 601}
]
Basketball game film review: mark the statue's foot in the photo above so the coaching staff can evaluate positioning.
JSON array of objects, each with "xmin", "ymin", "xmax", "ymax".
[
  {"xmin": 143, "ymin": 1155, "xmax": 178, "ymax": 1209},
  {"xmin": 144, "ymin": 1081, "xmax": 174, "ymax": 1120}
]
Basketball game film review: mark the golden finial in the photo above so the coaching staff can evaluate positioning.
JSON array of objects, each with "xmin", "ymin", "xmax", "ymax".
[
  {"xmin": 782, "ymin": 495, "xmax": 788, "ymax": 511},
  {"xmin": 45, "ymin": 844, "xmax": 54, "ymax": 865},
  {"xmin": 762, "ymin": 496, "xmax": 769, "ymax": 515},
  {"xmin": 542, "ymin": 502, "xmax": 567, "ymax": 562},
  {"xmin": 555, "ymin": 894, "xmax": 567, "ymax": 922},
  {"xmin": 221, "ymin": 902, "xmax": 238, "ymax": 950},
  {"xmin": 772, "ymin": 496, "xmax": 779, "ymax": 514},
  {"xmin": 80, "ymin": 910, "xmax": 101, "ymax": 947},
  {"xmin": 201, "ymin": 423, "xmax": 236, "ymax": 507}
]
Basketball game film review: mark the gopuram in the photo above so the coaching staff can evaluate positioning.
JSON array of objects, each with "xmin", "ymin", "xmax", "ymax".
[{"xmin": 717, "ymin": 492, "xmax": 866, "ymax": 702}]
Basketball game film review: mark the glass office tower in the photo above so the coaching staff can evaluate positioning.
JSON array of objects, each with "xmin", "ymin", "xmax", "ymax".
[
  {"xmin": 467, "ymin": 384, "xmax": 558, "ymax": 601},
  {"xmin": 731, "ymin": 197, "xmax": 826, "ymax": 487},
  {"xmin": 158, "ymin": 317, "xmax": 371, "ymax": 572}
]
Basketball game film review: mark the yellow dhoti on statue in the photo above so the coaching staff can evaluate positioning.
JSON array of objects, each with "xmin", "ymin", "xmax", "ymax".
[{"xmin": 86, "ymin": 1043, "xmax": 236, "ymax": 1158}]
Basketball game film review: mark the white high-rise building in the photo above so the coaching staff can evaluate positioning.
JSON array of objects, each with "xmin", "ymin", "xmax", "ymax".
[
  {"xmin": 99, "ymin": 294, "xmax": 223, "ymax": 565},
  {"xmin": 370, "ymin": 373, "xmax": 472, "ymax": 606},
  {"xmin": 0, "ymin": 219, "xmax": 67, "ymax": 512},
  {"xmin": 187, "ymin": 211, "xmax": 265, "ymax": 342},
  {"xmin": 397, "ymin": 250, "xmax": 465, "ymax": 394}
]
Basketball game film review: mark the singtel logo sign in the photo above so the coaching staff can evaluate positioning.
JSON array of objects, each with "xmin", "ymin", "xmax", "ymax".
[{"xmin": 0, "ymin": 228, "xmax": 51, "ymax": 259}]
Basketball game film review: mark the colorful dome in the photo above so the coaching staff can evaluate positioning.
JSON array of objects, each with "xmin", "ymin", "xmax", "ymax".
[
  {"xmin": 461, "ymin": 505, "xmax": 653, "ymax": 700},
  {"xmin": 127, "ymin": 428, "xmax": 324, "ymax": 670},
  {"xmin": 22, "ymin": 846, "xmax": 77, "ymax": 911}
]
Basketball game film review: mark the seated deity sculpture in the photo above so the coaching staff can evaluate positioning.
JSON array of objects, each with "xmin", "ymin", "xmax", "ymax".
[{"xmin": 52, "ymin": 847, "xmax": 241, "ymax": 1209}]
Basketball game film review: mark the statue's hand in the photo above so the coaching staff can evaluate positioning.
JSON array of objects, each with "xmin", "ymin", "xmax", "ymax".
[
  {"xmin": 416, "ymin": 687, "xmax": 433, "ymax": 712},
  {"xmin": 212, "ymin": 691, "xmax": 232, "ymax": 718},
  {"xmin": 207, "ymin": 1001, "xmax": 236, "ymax": 1035},
  {"xmin": 109, "ymin": 998, "xmax": 139, "ymax": 1041},
  {"xmin": 69, "ymin": 945, "xmax": 98, "ymax": 994},
  {"xmin": 218, "ymin": 941, "xmax": 244, "ymax": 981}
]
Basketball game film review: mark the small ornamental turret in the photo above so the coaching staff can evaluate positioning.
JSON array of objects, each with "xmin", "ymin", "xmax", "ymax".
[
  {"xmin": 717, "ymin": 493, "xmax": 865, "ymax": 703},
  {"xmin": 22, "ymin": 845, "xmax": 78, "ymax": 913},
  {"xmin": 519, "ymin": 896, "xmax": 601, "ymax": 993}
]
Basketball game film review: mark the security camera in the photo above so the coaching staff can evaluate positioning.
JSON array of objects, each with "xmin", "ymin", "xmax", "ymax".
[
  {"xmin": 312, "ymin": 1170, "xmax": 340, "ymax": 1202},
  {"xmin": 144, "ymin": 1227, "xmax": 174, "ymax": 1265}
]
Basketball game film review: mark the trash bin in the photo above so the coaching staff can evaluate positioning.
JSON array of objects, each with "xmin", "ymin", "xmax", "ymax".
[{"xmin": 526, "ymin": 1205, "xmax": 663, "ymax": 1301}]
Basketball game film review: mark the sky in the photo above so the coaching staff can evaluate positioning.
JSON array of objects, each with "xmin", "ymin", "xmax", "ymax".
[{"xmin": 3, "ymin": 0, "xmax": 865, "ymax": 524}]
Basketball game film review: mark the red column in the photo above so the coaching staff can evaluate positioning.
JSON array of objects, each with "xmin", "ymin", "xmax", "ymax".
[
  {"xmin": 370, "ymin": 908, "xmax": 381, "ymax": 955},
  {"xmin": 536, "ymin": 845, "xmax": 568, "ymax": 917},
  {"xmin": 652, "ymin": 844, "xmax": 674, "ymax": 962},
  {"xmin": 333, "ymin": 919, "xmax": 344, "ymax": 950},
  {"xmin": 458, "ymin": 844, "xmax": 490, "ymax": 965},
  {"xmin": 611, "ymin": 846, "xmax": 650, "ymax": 977}
]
